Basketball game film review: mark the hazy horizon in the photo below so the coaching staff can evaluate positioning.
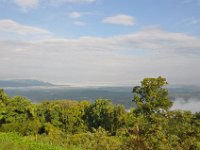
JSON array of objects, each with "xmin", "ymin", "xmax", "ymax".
[
  {"xmin": 1, "ymin": 78, "xmax": 200, "ymax": 87},
  {"xmin": 0, "ymin": 0, "xmax": 200, "ymax": 85}
]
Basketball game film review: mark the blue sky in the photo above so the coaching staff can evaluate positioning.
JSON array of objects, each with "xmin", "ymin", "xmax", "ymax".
[
  {"xmin": 1, "ymin": 0, "xmax": 200, "ymax": 37},
  {"xmin": 0, "ymin": 0, "xmax": 200, "ymax": 85}
]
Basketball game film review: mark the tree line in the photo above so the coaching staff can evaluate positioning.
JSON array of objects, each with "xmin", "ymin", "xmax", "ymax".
[{"xmin": 0, "ymin": 77, "xmax": 200, "ymax": 150}]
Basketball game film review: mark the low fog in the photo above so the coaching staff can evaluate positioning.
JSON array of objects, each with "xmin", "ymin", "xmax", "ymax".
[{"xmin": 171, "ymin": 98, "xmax": 200, "ymax": 113}]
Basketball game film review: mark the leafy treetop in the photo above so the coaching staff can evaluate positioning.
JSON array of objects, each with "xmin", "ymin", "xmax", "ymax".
[{"xmin": 132, "ymin": 76, "xmax": 173, "ymax": 115}]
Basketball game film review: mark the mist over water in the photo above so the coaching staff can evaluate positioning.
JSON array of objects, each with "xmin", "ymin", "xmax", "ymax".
[
  {"xmin": 2, "ymin": 81, "xmax": 200, "ymax": 113},
  {"xmin": 171, "ymin": 98, "xmax": 200, "ymax": 113}
]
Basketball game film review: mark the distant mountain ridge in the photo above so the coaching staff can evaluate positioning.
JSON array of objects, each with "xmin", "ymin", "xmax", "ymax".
[{"xmin": 0, "ymin": 79, "xmax": 54, "ymax": 87}]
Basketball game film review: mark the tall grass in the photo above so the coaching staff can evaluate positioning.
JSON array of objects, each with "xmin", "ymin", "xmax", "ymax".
[{"xmin": 0, "ymin": 132, "xmax": 72, "ymax": 150}]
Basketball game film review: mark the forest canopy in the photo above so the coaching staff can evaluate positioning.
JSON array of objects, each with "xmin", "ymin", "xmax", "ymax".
[{"xmin": 0, "ymin": 77, "xmax": 200, "ymax": 150}]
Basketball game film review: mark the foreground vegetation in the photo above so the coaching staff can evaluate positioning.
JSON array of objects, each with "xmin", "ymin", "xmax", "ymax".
[
  {"xmin": 0, "ymin": 132, "xmax": 69, "ymax": 150},
  {"xmin": 0, "ymin": 77, "xmax": 200, "ymax": 150}
]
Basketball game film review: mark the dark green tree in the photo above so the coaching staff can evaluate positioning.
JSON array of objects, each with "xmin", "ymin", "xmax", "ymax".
[
  {"xmin": 0, "ymin": 89, "xmax": 9, "ymax": 126},
  {"xmin": 85, "ymin": 99, "xmax": 126, "ymax": 133}
]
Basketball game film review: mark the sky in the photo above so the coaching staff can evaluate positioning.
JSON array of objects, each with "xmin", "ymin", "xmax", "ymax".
[{"xmin": 0, "ymin": 0, "xmax": 200, "ymax": 86}]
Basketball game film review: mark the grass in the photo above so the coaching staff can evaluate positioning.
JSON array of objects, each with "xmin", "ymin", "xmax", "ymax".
[{"xmin": 0, "ymin": 132, "xmax": 76, "ymax": 150}]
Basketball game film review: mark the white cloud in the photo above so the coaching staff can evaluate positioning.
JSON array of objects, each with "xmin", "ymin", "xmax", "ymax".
[
  {"xmin": 0, "ymin": 19, "xmax": 51, "ymax": 36},
  {"xmin": 68, "ymin": 11, "xmax": 87, "ymax": 26},
  {"xmin": 189, "ymin": 18, "xmax": 199, "ymax": 25},
  {"xmin": 0, "ymin": 26, "xmax": 200, "ymax": 85},
  {"xmin": 13, "ymin": 0, "xmax": 38, "ymax": 10},
  {"xmin": 182, "ymin": 18, "xmax": 199, "ymax": 25},
  {"xmin": 103, "ymin": 14, "xmax": 136, "ymax": 26},
  {"xmin": 68, "ymin": 11, "xmax": 94, "ymax": 18},
  {"xmin": 48, "ymin": 0, "xmax": 95, "ymax": 6},
  {"xmin": 68, "ymin": 11, "xmax": 83, "ymax": 18}
]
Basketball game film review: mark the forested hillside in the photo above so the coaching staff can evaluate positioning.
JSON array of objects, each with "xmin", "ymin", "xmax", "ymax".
[
  {"xmin": 0, "ymin": 77, "xmax": 200, "ymax": 150},
  {"xmin": 0, "ymin": 79, "xmax": 53, "ymax": 87}
]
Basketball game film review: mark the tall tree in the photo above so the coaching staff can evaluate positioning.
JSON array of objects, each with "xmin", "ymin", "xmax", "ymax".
[{"xmin": 132, "ymin": 76, "xmax": 173, "ymax": 115}]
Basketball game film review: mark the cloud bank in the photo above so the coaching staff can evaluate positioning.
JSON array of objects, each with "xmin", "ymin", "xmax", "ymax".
[{"xmin": 0, "ymin": 19, "xmax": 200, "ymax": 85}]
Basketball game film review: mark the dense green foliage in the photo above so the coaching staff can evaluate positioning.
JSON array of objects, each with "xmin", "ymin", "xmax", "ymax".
[{"xmin": 0, "ymin": 77, "xmax": 200, "ymax": 150}]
